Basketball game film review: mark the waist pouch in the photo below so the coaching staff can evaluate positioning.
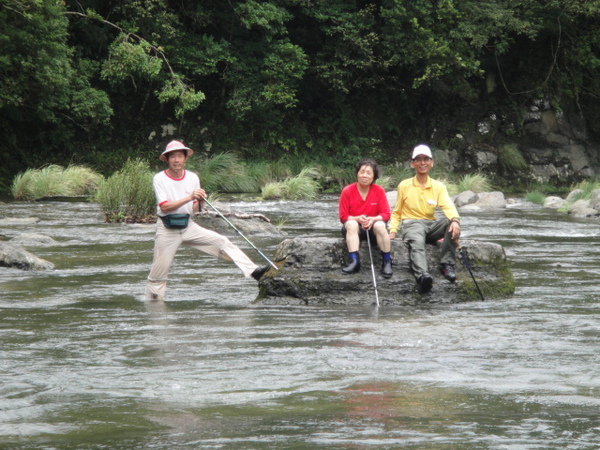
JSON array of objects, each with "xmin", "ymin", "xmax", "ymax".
[{"xmin": 159, "ymin": 214, "xmax": 190, "ymax": 229}]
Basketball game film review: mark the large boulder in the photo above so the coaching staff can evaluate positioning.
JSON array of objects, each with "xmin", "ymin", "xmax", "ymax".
[
  {"xmin": 192, "ymin": 210, "xmax": 283, "ymax": 236},
  {"xmin": 256, "ymin": 237, "xmax": 514, "ymax": 306},
  {"xmin": 0, "ymin": 242, "xmax": 54, "ymax": 270},
  {"xmin": 459, "ymin": 191, "xmax": 507, "ymax": 211}
]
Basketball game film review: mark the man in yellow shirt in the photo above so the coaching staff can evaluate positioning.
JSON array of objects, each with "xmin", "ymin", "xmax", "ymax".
[{"xmin": 389, "ymin": 145, "xmax": 461, "ymax": 292}]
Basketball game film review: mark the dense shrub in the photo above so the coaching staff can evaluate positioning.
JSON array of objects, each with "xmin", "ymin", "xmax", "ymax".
[
  {"xmin": 11, "ymin": 165, "xmax": 104, "ymax": 200},
  {"xmin": 94, "ymin": 159, "xmax": 156, "ymax": 223}
]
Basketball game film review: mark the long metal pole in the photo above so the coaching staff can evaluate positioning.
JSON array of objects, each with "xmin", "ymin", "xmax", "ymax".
[
  {"xmin": 365, "ymin": 231, "xmax": 380, "ymax": 306},
  {"xmin": 202, "ymin": 197, "xmax": 278, "ymax": 270}
]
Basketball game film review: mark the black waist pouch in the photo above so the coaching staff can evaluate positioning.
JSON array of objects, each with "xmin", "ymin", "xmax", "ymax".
[{"xmin": 159, "ymin": 214, "xmax": 190, "ymax": 229}]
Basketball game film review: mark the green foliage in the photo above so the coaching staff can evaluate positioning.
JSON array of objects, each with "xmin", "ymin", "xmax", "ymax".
[
  {"xmin": 261, "ymin": 167, "xmax": 321, "ymax": 200},
  {"xmin": 447, "ymin": 174, "xmax": 493, "ymax": 196},
  {"xmin": 567, "ymin": 179, "xmax": 600, "ymax": 201},
  {"xmin": 156, "ymin": 75, "xmax": 206, "ymax": 118},
  {"xmin": 2, "ymin": 0, "xmax": 600, "ymax": 195},
  {"xmin": 187, "ymin": 153, "xmax": 259, "ymax": 193},
  {"xmin": 498, "ymin": 144, "xmax": 528, "ymax": 171},
  {"xmin": 94, "ymin": 159, "xmax": 155, "ymax": 223},
  {"xmin": 11, "ymin": 165, "xmax": 104, "ymax": 201},
  {"xmin": 381, "ymin": 164, "xmax": 413, "ymax": 190},
  {"xmin": 100, "ymin": 35, "xmax": 163, "ymax": 83},
  {"xmin": 525, "ymin": 191, "xmax": 545, "ymax": 205},
  {"xmin": 0, "ymin": 0, "xmax": 73, "ymax": 115},
  {"xmin": 317, "ymin": 163, "xmax": 355, "ymax": 193}
]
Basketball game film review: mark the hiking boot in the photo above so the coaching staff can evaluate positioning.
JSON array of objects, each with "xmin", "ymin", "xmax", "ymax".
[
  {"xmin": 381, "ymin": 260, "xmax": 393, "ymax": 278},
  {"xmin": 252, "ymin": 265, "xmax": 270, "ymax": 281},
  {"xmin": 342, "ymin": 256, "xmax": 360, "ymax": 274},
  {"xmin": 440, "ymin": 263, "xmax": 456, "ymax": 283},
  {"xmin": 417, "ymin": 273, "xmax": 433, "ymax": 292}
]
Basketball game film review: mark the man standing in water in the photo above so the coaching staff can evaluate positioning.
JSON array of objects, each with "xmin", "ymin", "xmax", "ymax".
[
  {"xmin": 145, "ymin": 140, "xmax": 269, "ymax": 300},
  {"xmin": 389, "ymin": 145, "xmax": 460, "ymax": 292}
]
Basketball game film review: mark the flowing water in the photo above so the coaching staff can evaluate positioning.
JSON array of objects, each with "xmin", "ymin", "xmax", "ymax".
[{"xmin": 0, "ymin": 197, "xmax": 599, "ymax": 449}]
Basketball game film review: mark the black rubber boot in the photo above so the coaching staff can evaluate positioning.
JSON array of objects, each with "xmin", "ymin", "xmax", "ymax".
[
  {"xmin": 381, "ymin": 252, "xmax": 392, "ymax": 278},
  {"xmin": 440, "ymin": 263, "xmax": 456, "ymax": 283},
  {"xmin": 381, "ymin": 260, "xmax": 393, "ymax": 278},
  {"xmin": 252, "ymin": 265, "xmax": 270, "ymax": 281},
  {"xmin": 417, "ymin": 273, "xmax": 433, "ymax": 292},
  {"xmin": 342, "ymin": 254, "xmax": 361, "ymax": 274}
]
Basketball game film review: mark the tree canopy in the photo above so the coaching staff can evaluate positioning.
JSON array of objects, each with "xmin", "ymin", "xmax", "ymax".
[{"xmin": 1, "ymin": 0, "xmax": 600, "ymax": 192}]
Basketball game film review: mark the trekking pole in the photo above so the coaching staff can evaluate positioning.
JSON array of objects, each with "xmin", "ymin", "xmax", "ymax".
[
  {"xmin": 365, "ymin": 230, "xmax": 380, "ymax": 306},
  {"xmin": 202, "ymin": 197, "xmax": 278, "ymax": 270},
  {"xmin": 454, "ymin": 239, "xmax": 484, "ymax": 301}
]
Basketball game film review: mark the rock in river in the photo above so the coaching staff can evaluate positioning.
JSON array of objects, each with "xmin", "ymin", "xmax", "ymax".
[
  {"xmin": 255, "ymin": 237, "xmax": 514, "ymax": 306},
  {"xmin": 0, "ymin": 242, "xmax": 54, "ymax": 271}
]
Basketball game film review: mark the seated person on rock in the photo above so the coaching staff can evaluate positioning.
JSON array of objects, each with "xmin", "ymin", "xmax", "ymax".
[
  {"xmin": 338, "ymin": 159, "xmax": 393, "ymax": 278},
  {"xmin": 388, "ymin": 145, "xmax": 460, "ymax": 292}
]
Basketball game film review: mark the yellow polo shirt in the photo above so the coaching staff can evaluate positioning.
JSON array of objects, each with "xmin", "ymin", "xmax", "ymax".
[{"xmin": 389, "ymin": 176, "xmax": 459, "ymax": 233}]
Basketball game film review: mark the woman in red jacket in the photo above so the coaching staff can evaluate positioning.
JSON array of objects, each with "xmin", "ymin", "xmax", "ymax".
[{"xmin": 338, "ymin": 159, "xmax": 393, "ymax": 278}]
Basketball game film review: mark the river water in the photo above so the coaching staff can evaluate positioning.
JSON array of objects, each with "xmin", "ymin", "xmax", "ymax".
[{"xmin": 0, "ymin": 197, "xmax": 599, "ymax": 449}]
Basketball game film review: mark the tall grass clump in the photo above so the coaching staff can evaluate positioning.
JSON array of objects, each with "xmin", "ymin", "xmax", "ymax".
[
  {"xmin": 317, "ymin": 163, "xmax": 355, "ymax": 192},
  {"xmin": 498, "ymin": 144, "xmax": 528, "ymax": 171},
  {"xmin": 94, "ymin": 159, "xmax": 155, "ymax": 223},
  {"xmin": 525, "ymin": 191, "xmax": 546, "ymax": 205},
  {"xmin": 568, "ymin": 179, "xmax": 600, "ymax": 201},
  {"xmin": 262, "ymin": 167, "xmax": 321, "ymax": 200},
  {"xmin": 382, "ymin": 164, "xmax": 413, "ymax": 189},
  {"xmin": 11, "ymin": 165, "xmax": 104, "ymax": 200},
  {"xmin": 447, "ymin": 173, "xmax": 493, "ymax": 196},
  {"xmin": 188, "ymin": 153, "xmax": 258, "ymax": 193},
  {"xmin": 557, "ymin": 178, "xmax": 600, "ymax": 213}
]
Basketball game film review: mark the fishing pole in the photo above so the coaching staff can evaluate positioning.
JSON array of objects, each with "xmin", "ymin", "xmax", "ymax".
[
  {"xmin": 202, "ymin": 197, "xmax": 278, "ymax": 270},
  {"xmin": 365, "ymin": 230, "xmax": 380, "ymax": 306},
  {"xmin": 454, "ymin": 239, "xmax": 484, "ymax": 301}
]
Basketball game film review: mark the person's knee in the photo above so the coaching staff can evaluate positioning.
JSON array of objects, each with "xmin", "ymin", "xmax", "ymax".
[
  {"xmin": 373, "ymin": 221, "xmax": 386, "ymax": 233},
  {"xmin": 407, "ymin": 238, "xmax": 426, "ymax": 249},
  {"xmin": 344, "ymin": 220, "xmax": 360, "ymax": 234}
]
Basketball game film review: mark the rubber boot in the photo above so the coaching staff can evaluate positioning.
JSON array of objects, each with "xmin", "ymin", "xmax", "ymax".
[
  {"xmin": 381, "ymin": 252, "xmax": 393, "ymax": 278},
  {"xmin": 342, "ymin": 252, "xmax": 361, "ymax": 274}
]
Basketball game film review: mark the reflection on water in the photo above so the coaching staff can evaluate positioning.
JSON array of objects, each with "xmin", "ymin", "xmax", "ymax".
[{"xmin": 0, "ymin": 199, "xmax": 599, "ymax": 448}]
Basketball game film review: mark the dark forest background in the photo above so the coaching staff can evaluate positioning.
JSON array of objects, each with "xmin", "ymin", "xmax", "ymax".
[{"xmin": 2, "ymin": 0, "xmax": 600, "ymax": 194}]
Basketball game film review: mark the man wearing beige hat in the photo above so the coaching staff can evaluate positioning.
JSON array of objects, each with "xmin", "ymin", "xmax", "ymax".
[
  {"xmin": 388, "ymin": 144, "xmax": 461, "ymax": 293},
  {"xmin": 145, "ymin": 140, "xmax": 269, "ymax": 300}
]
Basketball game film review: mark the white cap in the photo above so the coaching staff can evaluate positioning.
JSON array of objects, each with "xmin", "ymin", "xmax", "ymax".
[{"xmin": 412, "ymin": 144, "xmax": 432, "ymax": 160}]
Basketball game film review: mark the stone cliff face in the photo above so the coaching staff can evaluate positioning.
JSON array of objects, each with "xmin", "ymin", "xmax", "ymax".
[
  {"xmin": 255, "ymin": 237, "xmax": 514, "ymax": 306},
  {"xmin": 431, "ymin": 101, "xmax": 599, "ymax": 188}
]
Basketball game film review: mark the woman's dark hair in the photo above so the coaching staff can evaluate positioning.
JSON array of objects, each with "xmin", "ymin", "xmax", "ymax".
[{"xmin": 355, "ymin": 159, "xmax": 379, "ymax": 182}]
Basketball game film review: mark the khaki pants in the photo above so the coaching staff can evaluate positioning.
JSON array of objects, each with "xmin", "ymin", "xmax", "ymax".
[
  {"xmin": 145, "ymin": 220, "xmax": 258, "ymax": 300},
  {"xmin": 400, "ymin": 218, "xmax": 455, "ymax": 279}
]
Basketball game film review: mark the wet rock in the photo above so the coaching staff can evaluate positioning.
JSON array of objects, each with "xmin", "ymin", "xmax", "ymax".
[
  {"xmin": 590, "ymin": 189, "xmax": 600, "ymax": 211},
  {"xmin": 192, "ymin": 210, "xmax": 283, "ymax": 236},
  {"xmin": 459, "ymin": 191, "xmax": 507, "ymax": 212},
  {"xmin": 568, "ymin": 200, "xmax": 599, "ymax": 218},
  {"xmin": 543, "ymin": 196, "xmax": 565, "ymax": 209},
  {"xmin": 0, "ymin": 217, "xmax": 40, "ymax": 225},
  {"xmin": 256, "ymin": 237, "xmax": 514, "ymax": 306},
  {"xmin": 0, "ymin": 242, "xmax": 54, "ymax": 270},
  {"xmin": 506, "ymin": 198, "xmax": 542, "ymax": 210},
  {"xmin": 565, "ymin": 189, "xmax": 583, "ymax": 202},
  {"xmin": 10, "ymin": 233, "xmax": 56, "ymax": 246},
  {"xmin": 454, "ymin": 190, "xmax": 477, "ymax": 207}
]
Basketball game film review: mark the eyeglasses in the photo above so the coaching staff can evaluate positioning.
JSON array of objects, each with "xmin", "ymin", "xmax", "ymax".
[{"xmin": 412, "ymin": 157, "xmax": 432, "ymax": 163}]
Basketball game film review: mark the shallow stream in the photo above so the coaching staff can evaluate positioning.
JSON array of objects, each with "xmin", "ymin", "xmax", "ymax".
[{"xmin": 0, "ymin": 198, "xmax": 599, "ymax": 449}]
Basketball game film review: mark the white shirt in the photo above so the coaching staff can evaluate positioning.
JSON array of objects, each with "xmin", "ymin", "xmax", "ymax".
[{"xmin": 153, "ymin": 169, "xmax": 200, "ymax": 216}]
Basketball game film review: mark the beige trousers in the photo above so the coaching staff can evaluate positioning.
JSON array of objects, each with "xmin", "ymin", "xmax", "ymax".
[{"xmin": 145, "ymin": 220, "xmax": 258, "ymax": 300}]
